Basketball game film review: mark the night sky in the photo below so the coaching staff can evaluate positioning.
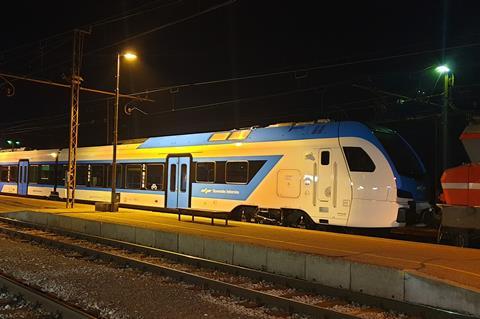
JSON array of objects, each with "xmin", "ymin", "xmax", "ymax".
[{"xmin": 1, "ymin": 0, "xmax": 480, "ymax": 199}]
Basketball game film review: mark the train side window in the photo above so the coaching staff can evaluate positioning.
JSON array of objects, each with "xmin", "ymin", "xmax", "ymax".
[
  {"xmin": 38, "ymin": 165, "xmax": 50, "ymax": 184},
  {"xmin": 28, "ymin": 165, "xmax": 39, "ymax": 183},
  {"xmin": 0, "ymin": 166, "xmax": 8, "ymax": 182},
  {"xmin": 226, "ymin": 161, "xmax": 248, "ymax": 184},
  {"xmin": 343, "ymin": 147, "xmax": 375, "ymax": 172},
  {"xmin": 126, "ymin": 164, "xmax": 142, "ymax": 189},
  {"xmin": 321, "ymin": 151, "xmax": 330, "ymax": 165},
  {"xmin": 106, "ymin": 164, "xmax": 123, "ymax": 189},
  {"xmin": 76, "ymin": 165, "xmax": 88, "ymax": 186},
  {"xmin": 9, "ymin": 166, "xmax": 17, "ymax": 182},
  {"xmin": 43, "ymin": 165, "xmax": 56, "ymax": 185},
  {"xmin": 146, "ymin": 164, "xmax": 164, "ymax": 191},
  {"xmin": 90, "ymin": 165, "xmax": 105, "ymax": 187},
  {"xmin": 57, "ymin": 165, "xmax": 67, "ymax": 186},
  {"xmin": 196, "ymin": 162, "xmax": 215, "ymax": 183},
  {"xmin": 247, "ymin": 160, "xmax": 266, "ymax": 183}
]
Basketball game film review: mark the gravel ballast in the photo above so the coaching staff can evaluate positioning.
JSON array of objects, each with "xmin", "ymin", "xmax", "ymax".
[{"xmin": 0, "ymin": 233, "xmax": 290, "ymax": 319}]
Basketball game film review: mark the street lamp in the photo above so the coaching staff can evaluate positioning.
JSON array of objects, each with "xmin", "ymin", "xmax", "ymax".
[
  {"xmin": 435, "ymin": 65, "xmax": 454, "ymax": 172},
  {"xmin": 110, "ymin": 51, "xmax": 137, "ymax": 212},
  {"xmin": 6, "ymin": 140, "xmax": 20, "ymax": 152}
]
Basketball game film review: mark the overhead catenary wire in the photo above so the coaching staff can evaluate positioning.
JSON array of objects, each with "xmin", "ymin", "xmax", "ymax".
[
  {"xmin": 131, "ymin": 41, "xmax": 480, "ymax": 97},
  {"xmin": 6, "ymin": 0, "xmax": 238, "ymax": 79},
  {"xmin": 0, "ymin": 0, "xmax": 181, "ymax": 58}
]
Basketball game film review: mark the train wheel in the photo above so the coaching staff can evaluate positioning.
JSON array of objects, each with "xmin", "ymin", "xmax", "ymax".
[
  {"xmin": 452, "ymin": 231, "xmax": 470, "ymax": 248},
  {"xmin": 289, "ymin": 212, "xmax": 315, "ymax": 230}
]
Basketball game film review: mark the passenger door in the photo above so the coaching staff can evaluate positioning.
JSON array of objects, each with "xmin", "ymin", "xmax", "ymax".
[
  {"xmin": 166, "ymin": 155, "xmax": 191, "ymax": 209},
  {"xmin": 17, "ymin": 160, "xmax": 29, "ymax": 196}
]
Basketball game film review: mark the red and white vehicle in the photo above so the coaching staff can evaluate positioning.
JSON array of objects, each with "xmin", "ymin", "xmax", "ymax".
[{"xmin": 439, "ymin": 119, "xmax": 480, "ymax": 246}]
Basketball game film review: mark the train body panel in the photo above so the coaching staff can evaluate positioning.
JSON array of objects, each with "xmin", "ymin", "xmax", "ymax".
[{"xmin": 0, "ymin": 121, "xmax": 429, "ymax": 228}]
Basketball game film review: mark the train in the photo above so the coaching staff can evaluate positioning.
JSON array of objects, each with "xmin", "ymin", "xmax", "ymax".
[
  {"xmin": 438, "ymin": 118, "xmax": 480, "ymax": 246},
  {"xmin": 0, "ymin": 120, "xmax": 431, "ymax": 229}
]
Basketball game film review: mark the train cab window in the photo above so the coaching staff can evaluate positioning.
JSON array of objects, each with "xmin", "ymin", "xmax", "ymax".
[
  {"xmin": 146, "ymin": 164, "xmax": 164, "ymax": 191},
  {"xmin": 0, "ymin": 166, "xmax": 8, "ymax": 182},
  {"xmin": 343, "ymin": 147, "xmax": 375, "ymax": 172},
  {"xmin": 76, "ymin": 165, "xmax": 88, "ymax": 186},
  {"xmin": 373, "ymin": 130, "xmax": 424, "ymax": 178},
  {"xmin": 90, "ymin": 165, "xmax": 105, "ymax": 187},
  {"xmin": 196, "ymin": 162, "xmax": 215, "ymax": 183},
  {"xmin": 321, "ymin": 151, "xmax": 330, "ymax": 165},
  {"xmin": 226, "ymin": 161, "xmax": 248, "ymax": 184},
  {"xmin": 28, "ymin": 165, "xmax": 39, "ymax": 183},
  {"xmin": 126, "ymin": 164, "xmax": 142, "ymax": 189},
  {"xmin": 9, "ymin": 166, "xmax": 17, "ymax": 182}
]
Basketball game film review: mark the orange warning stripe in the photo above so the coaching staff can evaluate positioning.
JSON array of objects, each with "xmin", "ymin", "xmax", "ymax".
[{"xmin": 460, "ymin": 132, "xmax": 480, "ymax": 140}]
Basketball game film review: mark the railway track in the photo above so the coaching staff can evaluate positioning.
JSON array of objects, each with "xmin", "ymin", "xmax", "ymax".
[
  {"xmin": 0, "ymin": 269, "xmax": 96, "ymax": 319},
  {"xmin": 0, "ymin": 216, "xmax": 474, "ymax": 319}
]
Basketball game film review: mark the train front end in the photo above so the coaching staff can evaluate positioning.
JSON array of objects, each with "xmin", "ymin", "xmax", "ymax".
[
  {"xmin": 340, "ymin": 122, "xmax": 429, "ymax": 228},
  {"xmin": 370, "ymin": 127, "xmax": 430, "ymax": 225}
]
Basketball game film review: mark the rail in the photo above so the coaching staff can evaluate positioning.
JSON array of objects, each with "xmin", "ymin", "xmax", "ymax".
[
  {"xmin": 0, "ymin": 216, "xmax": 473, "ymax": 319},
  {"xmin": 0, "ymin": 270, "xmax": 96, "ymax": 319}
]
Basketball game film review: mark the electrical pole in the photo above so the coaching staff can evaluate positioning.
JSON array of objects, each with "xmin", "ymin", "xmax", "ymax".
[
  {"xmin": 441, "ymin": 71, "xmax": 454, "ymax": 172},
  {"xmin": 66, "ymin": 29, "xmax": 90, "ymax": 208}
]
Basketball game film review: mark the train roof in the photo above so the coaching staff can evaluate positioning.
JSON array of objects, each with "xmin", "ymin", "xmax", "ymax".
[{"xmin": 138, "ymin": 121, "xmax": 377, "ymax": 149}]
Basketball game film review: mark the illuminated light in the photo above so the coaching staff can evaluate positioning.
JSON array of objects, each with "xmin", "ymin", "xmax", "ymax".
[
  {"xmin": 123, "ymin": 52, "xmax": 137, "ymax": 61},
  {"xmin": 15, "ymin": 141, "xmax": 20, "ymax": 145},
  {"xmin": 357, "ymin": 186, "xmax": 364, "ymax": 190},
  {"xmin": 6, "ymin": 140, "xmax": 12, "ymax": 145},
  {"xmin": 235, "ymin": 142, "xmax": 243, "ymax": 147},
  {"xmin": 209, "ymin": 132, "xmax": 231, "ymax": 141},
  {"xmin": 50, "ymin": 152, "xmax": 58, "ymax": 158},
  {"xmin": 229, "ymin": 129, "xmax": 251, "ymax": 140},
  {"xmin": 372, "ymin": 187, "xmax": 378, "ymax": 191},
  {"xmin": 435, "ymin": 65, "xmax": 450, "ymax": 74}
]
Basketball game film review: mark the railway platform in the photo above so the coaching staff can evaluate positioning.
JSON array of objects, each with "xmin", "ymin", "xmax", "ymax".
[{"xmin": 0, "ymin": 195, "xmax": 479, "ymax": 317}]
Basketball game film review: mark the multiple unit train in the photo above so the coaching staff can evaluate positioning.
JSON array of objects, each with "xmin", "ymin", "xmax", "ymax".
[{"xmin": 0, "ymin": 121, "xmax": 430, "ymax": 229}]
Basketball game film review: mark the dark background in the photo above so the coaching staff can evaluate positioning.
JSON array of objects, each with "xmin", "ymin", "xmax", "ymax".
[{"xmin": 1, "ymin": 0, "xmax": 480, "ymax": 201}]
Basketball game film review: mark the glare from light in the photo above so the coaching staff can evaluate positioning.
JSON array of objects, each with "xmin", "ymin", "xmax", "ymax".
[
  {"xmin": 50, "ymin": 152, "xmax": 58, "ymax": 158},
  {"xmin": 123, "ymin": 52, "xmax": 137, "ymax": 61},
  {"xmin": 435, "ymin": 65, "xmax": 450, "ymax": 74},
  {"xmin": 235, "ymin": 142, "xmax": 243, "ymax": 147}
]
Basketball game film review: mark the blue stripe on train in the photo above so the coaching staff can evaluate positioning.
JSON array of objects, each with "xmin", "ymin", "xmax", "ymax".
[
  {"xmin": 192, "ymin": 155, "xmax": 282, "ymax": 200},
  {"xmin": 138, "ymin": 122, "xmax": 343, "ymax": 149},
  {"xmin": 26, "ymin": 155, "xmax": 282, "ymax": 201}
]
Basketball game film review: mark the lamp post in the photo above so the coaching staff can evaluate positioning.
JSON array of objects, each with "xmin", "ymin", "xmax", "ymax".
[
  {"xmin": 6, "ymin": 140, "xmax": 20, "ymax": 152},
  {"xmin": 435, "ymin": 65, "xmax": 454, "ymax": 172},
  {"xmin": 110, "ymin": 51, "xmax": 137, "ymax": 212}
]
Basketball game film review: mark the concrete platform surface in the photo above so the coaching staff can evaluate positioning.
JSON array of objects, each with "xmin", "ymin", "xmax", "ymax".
[{"xmin": 1, "ymin": 195, "xmax": 480, "ymax": 315}]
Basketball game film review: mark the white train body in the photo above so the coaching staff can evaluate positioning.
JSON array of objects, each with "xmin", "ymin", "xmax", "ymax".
[{"xmin": 0, "ymin": 121, "xmax": 429, "ymax": 228}]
